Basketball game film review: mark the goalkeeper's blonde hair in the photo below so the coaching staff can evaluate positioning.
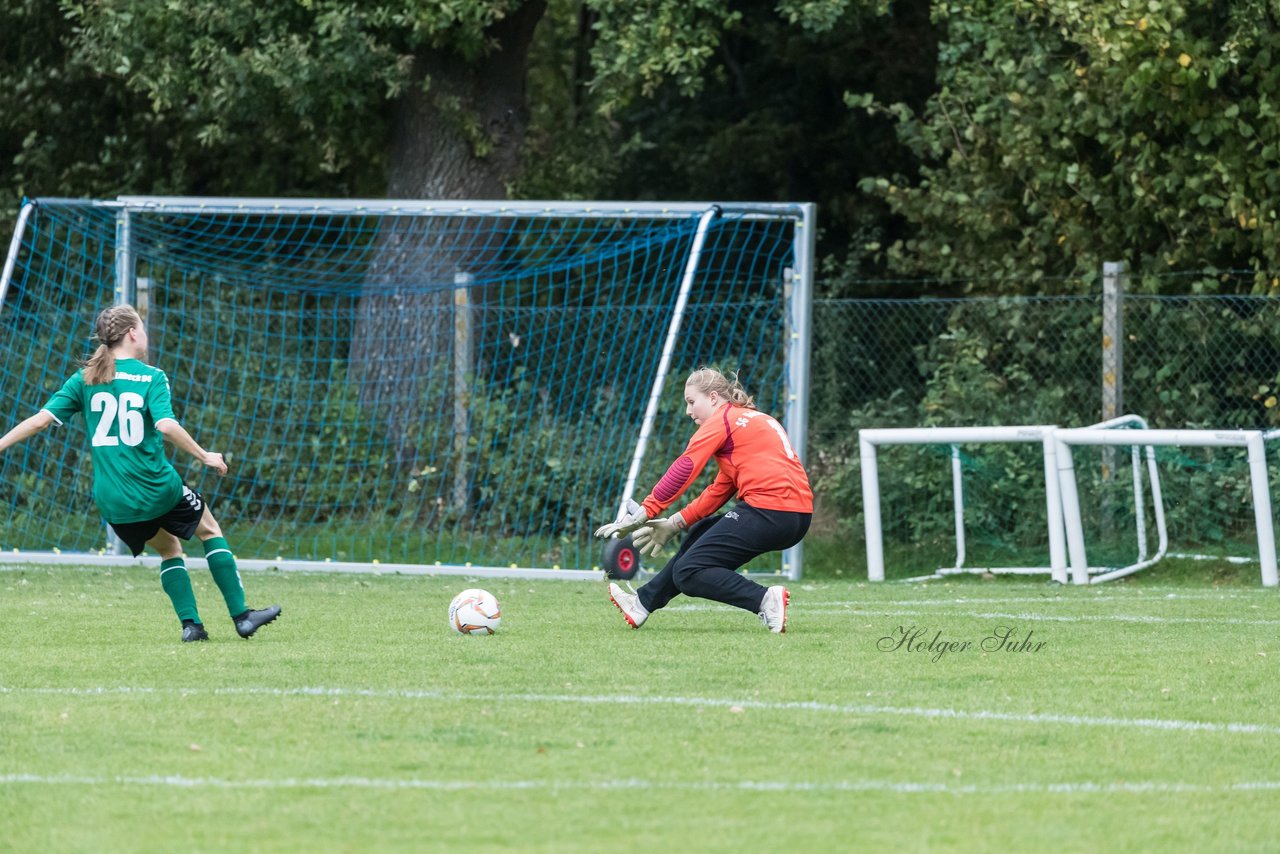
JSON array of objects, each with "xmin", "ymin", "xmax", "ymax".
[{"xmin": 686, "ymin": 366, "xmax": 755, "ymax": 409}]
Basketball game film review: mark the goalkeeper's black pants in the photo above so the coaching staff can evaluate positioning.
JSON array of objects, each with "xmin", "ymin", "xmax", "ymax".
[{"xmin": 636, "ymin": 502, "xmax": 811, "ymax": 614}]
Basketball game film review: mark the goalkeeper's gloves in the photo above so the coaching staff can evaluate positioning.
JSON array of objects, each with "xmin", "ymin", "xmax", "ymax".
[
  {"xmin": 631, "ymin": 512, "xmax": 686, "ymax": 558},
  {"xmin": 594, "ymin": 499, "xmax": 650, "ymax": 539}
]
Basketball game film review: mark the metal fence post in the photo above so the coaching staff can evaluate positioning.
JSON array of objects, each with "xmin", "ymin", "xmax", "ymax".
[
  {"xmin": 1102, "ymin": 261, "xmax": 1126, "ymax": 473},
  {"xmin": 1100, "ymin": 261, "xmax": 1126, "ymax": 541},
  {"xmin": 106, "ymin": 210, "xmax": 136, "ymax": 556},
  {"xmin": 452, "ymin": 272, "xmax": 473, "ymax": 516},
  {"xmin": 1102, "ymin": 262, "xmax": 1126, "ymax": 425}
]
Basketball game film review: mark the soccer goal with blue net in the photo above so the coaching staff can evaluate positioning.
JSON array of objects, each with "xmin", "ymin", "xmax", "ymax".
[{"xmin": 0, "ymin": 198, "xmax": 814, "ymax": 579}]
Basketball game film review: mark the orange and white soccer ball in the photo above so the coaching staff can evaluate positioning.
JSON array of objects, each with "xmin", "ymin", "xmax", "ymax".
[{"xmin": 448, "ymin": 588, "xmax": 501, "ymax": 635}]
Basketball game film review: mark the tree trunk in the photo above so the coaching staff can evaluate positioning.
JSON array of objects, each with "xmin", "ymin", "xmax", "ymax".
[
  {"xmin": 349, "ymin": 1, "xmax": 547, "ymax": 470},
  {"xmin": 386, "ymin": 1, "xmax": 548, "ymax": 200}
]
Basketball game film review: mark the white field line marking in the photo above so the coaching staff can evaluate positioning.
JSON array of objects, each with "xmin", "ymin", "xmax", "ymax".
[
  {"xmin": 670, "ymin": 599, "xmax": 1280, "ymax": 612},
  {"xmin": 829, "ymin": 608, "xmax": 1280, "ymax": 626},
  {"xmin": 822, "ymin": 594, "xmax": 1275, "ymax": 605},
  {"xmin": 667, "ymin": 603, "xmax": 1280, "ymax": 625},
  {"xmin": 3, "ymin": 685, "xmax": 1278, "ymax": 736},
  {"xmin": 2, "ymin": 772, "xmax": 1279, "ymax": 795},
  {"xmin": 860, "ymin": 588, "xmax": 1276, "ymax": 597}
]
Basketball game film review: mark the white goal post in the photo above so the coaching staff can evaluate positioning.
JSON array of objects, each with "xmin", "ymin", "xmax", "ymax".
[{"xmin": 861, "ymin": 418, "xmax": 1280, "ymax": 587}]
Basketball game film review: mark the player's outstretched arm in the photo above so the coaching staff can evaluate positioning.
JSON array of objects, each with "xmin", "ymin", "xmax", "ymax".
[
  {"xmin": 156, "ymin": 419, "xmax": 228, "ymax": 476},
  {"xmin": 0, "ymin": 411, "xmax": 55, "ymax": 454}
]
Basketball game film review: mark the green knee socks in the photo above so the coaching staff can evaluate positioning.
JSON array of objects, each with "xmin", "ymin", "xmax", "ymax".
[
  {"xmin": 160, "ymin": 557, "xmax": 200, "ymax": 624},
  {"xmin": 202, "ymin": 536, "xmax": 246, "ymax": 617}
]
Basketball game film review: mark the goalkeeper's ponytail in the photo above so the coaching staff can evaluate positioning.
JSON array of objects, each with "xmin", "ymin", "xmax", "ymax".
[
  {"xmin": 83, "ymin": 305, "xmax": 143, "ymax": 386},
  {"xmin": 686, "ymin": 366, "xmax": 755, "ymax": 409}
]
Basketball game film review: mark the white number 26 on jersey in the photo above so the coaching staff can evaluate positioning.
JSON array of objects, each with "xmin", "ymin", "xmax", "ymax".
[{"xmin": 90, "ymin": 391, "xmax": 146, "ymax": 447}]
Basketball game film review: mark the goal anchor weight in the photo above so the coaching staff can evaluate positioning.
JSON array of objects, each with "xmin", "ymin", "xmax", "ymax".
[{"xmin": 602, "ymin": 536, "xmax": 642, "ymax": 580}]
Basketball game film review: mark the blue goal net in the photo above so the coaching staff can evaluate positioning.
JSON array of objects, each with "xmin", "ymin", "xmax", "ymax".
[{"xmin": 0, "ymin": 198, "xmax": 811, "ymax": 576}]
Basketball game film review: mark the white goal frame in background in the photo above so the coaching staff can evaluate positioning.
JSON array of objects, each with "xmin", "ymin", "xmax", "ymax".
[
  {"xmin": 860, "ymin": 417, "xmax": 1280, "ymax": 587},
  {"xmin": 859, "ymin": 425, "xmax": 1071, "ymax": 584}
]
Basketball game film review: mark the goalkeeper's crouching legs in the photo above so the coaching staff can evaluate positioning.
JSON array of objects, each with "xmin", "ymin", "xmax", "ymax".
[{"xmin": 633, "ymin": 503, "xmax": 810, "ymax": 618}]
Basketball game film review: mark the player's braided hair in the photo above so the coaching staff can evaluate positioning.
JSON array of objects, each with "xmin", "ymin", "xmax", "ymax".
[
  {"xmin": 82, "ymin": 305, "xmax": 143, "ymax": 386},
  {"xmin": 686, "ymin": 366, "xmax": 755, "ymax": 409}
]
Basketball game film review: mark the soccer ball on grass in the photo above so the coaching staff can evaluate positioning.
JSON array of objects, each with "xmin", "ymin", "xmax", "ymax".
[{"xmin": 449, "ymin": 588, "xmax": 501, "ymax": 635}]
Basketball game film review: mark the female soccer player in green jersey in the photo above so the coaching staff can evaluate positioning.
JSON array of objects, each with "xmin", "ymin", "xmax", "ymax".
[{"xmin": 0, "ymin": 305, "xmax": 281, "ymax": 643}]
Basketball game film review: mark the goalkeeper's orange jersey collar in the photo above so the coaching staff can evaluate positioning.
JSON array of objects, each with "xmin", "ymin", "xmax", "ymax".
[{"xmin": 640, "ymin": 403, "xmax": 813, "ymax": 524}]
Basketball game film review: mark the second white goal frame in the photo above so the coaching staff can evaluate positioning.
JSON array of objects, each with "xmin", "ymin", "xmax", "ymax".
[
  {"xmin": 859, "ymin": 425, "xmax": 1071, "ymax": 585},
  {"xmin": 861, "ymin": 418, "xmax": 1280, "ymax": 587}
]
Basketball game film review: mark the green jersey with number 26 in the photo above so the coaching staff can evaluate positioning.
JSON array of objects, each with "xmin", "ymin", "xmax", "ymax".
[{"xmin": 41, "ymin": 358, "xmax": 184, "ymax": 523}]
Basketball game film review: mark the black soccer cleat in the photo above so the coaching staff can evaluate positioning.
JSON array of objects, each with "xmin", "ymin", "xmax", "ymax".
[
  {"xmin": 181, "ymin": 622, "xmax": 209, "ymax": 643},
  {"xmin": 234, "ymin": 605, "xmax": 282, "ymax": 639}
]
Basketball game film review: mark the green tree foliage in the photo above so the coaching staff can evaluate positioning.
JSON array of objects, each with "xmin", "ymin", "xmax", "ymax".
[
  {"xmin": 520, "ymin": 0, "xmax": 935, "ymax": 293},
  {"xmin": 0, "ymin": 1, "xmax": 153, "ymax": 223},
  {"xmin": 63, "ymin": 0, "xmax": 470, "ymax": 191},
  {"xmin": 857, "ymin": 0, "xmax": 1280, "ymax": 290},
  {"xmin": 1, "ymin": 2, "xmax": 393, "ymax": 223},
  {"xmin": 5, "ymin": 1, "xmax": 902, "ymax": 211},
  {"xmin": 13, "ymin": 0, "xmax": 1280, "ymax": 297}
]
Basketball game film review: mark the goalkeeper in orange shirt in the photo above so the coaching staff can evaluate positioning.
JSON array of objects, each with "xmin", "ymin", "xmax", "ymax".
[{"xmin": 594, "ymin": 367, "xmax": 813, "ymax": 633}]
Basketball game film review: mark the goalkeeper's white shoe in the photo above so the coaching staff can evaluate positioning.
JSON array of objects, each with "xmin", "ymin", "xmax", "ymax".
[
  {"xmin": 758, "ymin": 586, "xmax": 789, "ymax": 633},
  {"xmin": 608, "ymin": 582, "xmax": 649, "ymax": 629}
]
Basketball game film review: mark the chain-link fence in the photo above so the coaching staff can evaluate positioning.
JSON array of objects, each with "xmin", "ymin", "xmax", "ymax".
[
  {"xmin": 812, "ymin": 293, "xmax": 1280, "ymax": 442},
  {"xmin": 806, "ymin": 288, "xmax": 1280, "ymax": 576}
]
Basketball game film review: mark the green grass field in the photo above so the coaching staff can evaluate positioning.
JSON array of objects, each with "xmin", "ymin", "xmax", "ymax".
[{"xmin": 3, "ymin": 563, "xmax": 1279, "ymax": 851}]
